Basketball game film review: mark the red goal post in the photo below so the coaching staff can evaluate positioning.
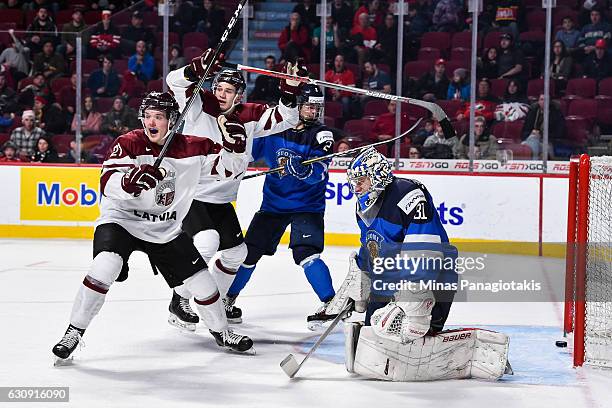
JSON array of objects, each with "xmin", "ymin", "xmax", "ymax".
[{"xmin": 564, "ymin": 154, "xmax": 612, "ymax": 368}]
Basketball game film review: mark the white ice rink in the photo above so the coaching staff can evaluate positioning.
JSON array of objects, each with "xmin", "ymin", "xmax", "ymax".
[{"xmin": 0, "ymin": 238, "xmax": 610, "ymax": 408}]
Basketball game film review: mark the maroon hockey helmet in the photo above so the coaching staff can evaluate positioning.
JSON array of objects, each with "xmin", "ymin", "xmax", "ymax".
[
  {"xmin": 212, "ymin": 69, "xmax": 246, "ymax": 94},
  {"xmin": 138, "ymin": 91, "xmax": 180, "ymax": 129}
]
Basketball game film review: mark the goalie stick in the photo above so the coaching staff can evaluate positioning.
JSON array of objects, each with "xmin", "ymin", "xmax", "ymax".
[
  {"xmin": 153, "ymin": 0, "xmax": 248, "ymax": 169},
  {"xmin": 243, "ymin": 118, "xmax": 423, "ymax": 180},
  {"xmin": 280, "ymin": 302, "xmax": 353, "ymax": 378}
]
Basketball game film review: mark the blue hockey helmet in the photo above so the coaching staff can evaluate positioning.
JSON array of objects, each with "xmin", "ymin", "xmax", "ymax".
[
  {"xmin": 297, "ymin": 84, "xmax": 324, "ymax": 125},
  {"xmin": 347, "ymin": 147, "xmax": 394, "ymax": 212}
]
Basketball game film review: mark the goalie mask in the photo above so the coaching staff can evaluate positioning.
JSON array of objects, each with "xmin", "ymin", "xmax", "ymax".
[
  {"xmin": 297, "ymin": 84, "xmax": 324, "ymax": 125},
  {"xmin": 347, "ymin": 147, "xmax": 394, "ymax": 212},
  {"xmin": 139, "ymin": 91, "xmax": 180, "ymax": 139},
  {"xmin": 212, "ymin": 69, "xmax": 246, "ymax": 113}
]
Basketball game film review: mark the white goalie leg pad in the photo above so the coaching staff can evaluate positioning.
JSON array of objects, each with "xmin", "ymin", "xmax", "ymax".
[
  {"xmin": 70, "ymin": 252, "xmax": 123, "ymax": 329},
  {"xmin": 353, "ymin": 327, "xmax": 510, "ymax": 381},
  {"xmin": 344, "ymin": 321, "xmax": 363, "ymax": 373},
  {"xmin": 193, "ymin": 229, "xmax": 220, "ymax": 264},
  {"xmin": 185, "ymin": 269, "xmax": 228, "ymax": 332},
  {"xmin": 371, "ymin": 290, "xmax": 435, "ymax": 344},
  {"xmin": 212, "ymin": 242, "xmax": 247, "ymax": 297},
  {"xmin": 326, "ymin": 251, "xmax": 371, "ymax": 315}
]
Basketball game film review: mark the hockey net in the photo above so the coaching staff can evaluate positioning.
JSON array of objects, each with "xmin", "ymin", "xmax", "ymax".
[{"xmin": 564, "ymin": 155, "xmax": 612, "ymax": 368}]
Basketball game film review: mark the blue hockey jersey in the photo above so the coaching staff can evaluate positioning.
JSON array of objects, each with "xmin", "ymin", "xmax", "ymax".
[
  {"xmin": 251, "ymin": 124, "xmax": 334, "ymax": 213},
  {"xmin": 356, "ymin": 177, "xmax": 458, "ymax": 297}
]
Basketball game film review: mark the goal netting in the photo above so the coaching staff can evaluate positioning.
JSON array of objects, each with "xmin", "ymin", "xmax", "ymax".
[{"xmin": 564, "ymin": 155, "xmax": 612, "ymax": 368}]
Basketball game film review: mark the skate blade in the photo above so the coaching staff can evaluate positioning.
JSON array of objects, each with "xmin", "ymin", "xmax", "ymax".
[
  {"xmin": 53, "ymin": 355, "xmax": 74, "ymax": 367},
  {"xmin": 168, "ymin": 314, "xmax": 197, "ymax": 332},
  {"xmin": 218, "ymin": 343, "xmax": 256, "ymax": 356},
  {"xmin": 307, "ymin": 319, "xmax": 333, "ymax": 331},
  {"xmin": 227, "ymin": 317, "xmax": 243, "ymax": 324},
  {"xmin": 280, "ymin": 354, "xmax": 299, "ymax": 378}
]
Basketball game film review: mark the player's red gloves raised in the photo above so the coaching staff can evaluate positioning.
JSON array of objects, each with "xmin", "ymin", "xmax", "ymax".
[
  {"xmin": 217, "ymin": 114, "xmax": 247, "ymax": 153},
  {"xmin": 189, "ymin": 48, "xmax": 225, "ymax": 80},
  {"xmin": 279, "ymin": 61, "xmax": 308, "ymax": 96},
  {"xmin": 121, "ymin": 164, "xmax": 164, "ymax": 196}
]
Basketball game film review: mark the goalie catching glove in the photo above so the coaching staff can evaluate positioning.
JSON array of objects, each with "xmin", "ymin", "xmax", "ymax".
[{"xmin": 326, "ymin": 252, "xmax": 371, "ymax": 316}]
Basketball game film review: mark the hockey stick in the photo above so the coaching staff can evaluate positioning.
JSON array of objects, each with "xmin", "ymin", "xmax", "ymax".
[
  {"xmin": 280, "ymin": 302, "xmax": 353, "ymax": 378},
  {"xmin": 153, "ymin": 0, "xmax": 248, "ymax": 169},
  {"xmin": 242, "ymin": 117, "xmax": 423, "ymax": 180},
  {"xmin": 222, "ymin": 62, "xmax": 450, "ymax": 122}
]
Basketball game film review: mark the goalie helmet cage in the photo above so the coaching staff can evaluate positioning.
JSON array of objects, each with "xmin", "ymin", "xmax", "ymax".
[{"xmin": 564, "ymin": 154, "xmax": 612, "ymax": 368}]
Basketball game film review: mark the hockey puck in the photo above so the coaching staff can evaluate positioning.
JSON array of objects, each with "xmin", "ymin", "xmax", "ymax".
[{"xmin": 556, "ymin": 340, "xmax": 567, "ymax": 348}]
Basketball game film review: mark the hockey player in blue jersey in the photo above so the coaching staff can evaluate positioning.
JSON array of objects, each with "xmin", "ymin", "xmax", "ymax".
[{"xmin": 226, "ymin": 84, "xmax": 337, "ymax": 329}]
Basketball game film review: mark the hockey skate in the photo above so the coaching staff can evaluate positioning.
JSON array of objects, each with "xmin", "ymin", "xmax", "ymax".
[
  {"xmin": 307, "ymin": 301, "xmax": 339, "ymax": 331},
  {"xmin": 223, "ymin": 296, "xmax": 242, "ymax": 324},
  {"xmin": 52, "ymin": 324, "xmax": 85, "ymax": 366},
  {"xmin": 209, "ymin": 329, "xmax": 254, "ymax": 354},
  {"xmin": 168, "ymin": 291, "xmax": 199, "ymax": 331}
]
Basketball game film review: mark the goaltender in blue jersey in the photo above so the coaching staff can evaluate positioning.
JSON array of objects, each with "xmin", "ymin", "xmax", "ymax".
[{"xmin": 227, "ymin": 84, "xmax": 338, "ymax": 329}]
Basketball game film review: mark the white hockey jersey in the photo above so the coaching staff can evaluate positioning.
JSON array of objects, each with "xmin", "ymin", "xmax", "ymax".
[
  {"xmin": 97, "ymin": 129, "xmax": 243, "ymax": 244},
  {"xmin": 166, "ymin": 67, "xmax": 299, "ymax": 204}
]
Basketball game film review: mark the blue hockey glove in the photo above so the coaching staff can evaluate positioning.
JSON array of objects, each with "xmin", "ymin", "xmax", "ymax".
[{"xmin": 285, "ymin": 155, "xmax": 313, "ymax": 180}]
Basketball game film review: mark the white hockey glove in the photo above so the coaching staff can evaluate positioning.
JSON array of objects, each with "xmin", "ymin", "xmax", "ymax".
[
  {"xmin": 326, "ymin": 251, "xmax": 371, "ymax": 316},
  {"xmin": 370, "ymin": 289, "xmax": 435, "ymax": 344},
  {"xmin": 217, "ymin": 114, "xmax": 246, "ymax": 154}
]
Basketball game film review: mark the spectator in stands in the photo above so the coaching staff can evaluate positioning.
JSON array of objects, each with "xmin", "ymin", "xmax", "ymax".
[
  {"xmin": 18, "ymin": 72, "xmax": 54, "ymax": 109},
  {"xmin": 171, "ymin": 0, "xmax": 199, "ymax": 37},
  {"xmin": 556, "ymin": 16, "xmax": 580, "ymax": 54},
  {"xmin": 362, "ymin": 61, "xmax": 391, "ymax": 95},
  {"xmin": 350, "ymin": 12, "xmax": 377, "ymax": 67},
  {"xmin": 447, "ymin": 68, "xmax": 470, "ymax": 101},
  {"xmin": 456, "ymin": 79, "xmax": 499, "ymax": 122},
  {"xmin": 412, "ymin": 119, "xmax": 434, "ymax": 146},
  {"xmin": 370, "ymin": 100, "xmax": 397, "ymax": 142},
  {"xmin": 491, "ymin": 0, "xmax": 521, "ymax": 42},
  {"xmin": 521, "ymin": 94, "xmax": 566, "ymax": 159},
  {"xmin": 128, "ymin": 40, "xmax": 154, "ymax": 83},
  {"xmin": 336, "ymin": 138, "xmax": 351, "ymax": 152},
  {"xmin": 10, "ymin": 110, "xmax": 46, "ymax": 157},
  {"xmin": 89, "ymin": 10, "xmax": 121, "ymax": 60},
  {"xmin": 32, "ymin": 40, "xmax": 66, "ymax": 81},
  {"xmin": 353, "ymin": 0, "xmax": 384, "ymax": 28},
  {"xmin": 249, "ymin": 55, "xmax": 281, "ymax": 104},
  {"xmin": 497, "ymin": 33, "xmax": 525, "ymax": 81},
  {"xmin": 455, "ymin": 116, "xmax": 498, "ymax": 160},
  {"xmin": 0, "ymin": 142, "xmax": 21, "ymax": 162},
  {"xmin": 169, "ymin": 44, "xmax": 187, "ymax": 71},
  {"xmin": 88, "ymin": 54, "xmax": 121, "ymax": 98},
  {"xmin": 325, "ymin": 54, "xmax": 357, "ymax": 121},
  {"xmin": 121, "ymin": 10, "xmax": 155, "ymax": 56},
  {"xmin": 332, "ymin": 0, "xmax": 353, "ymax": 38},
  {"xmin": 375, "ymin": 13, "xmax": 398, "ymax": 69},
  {"xmin": 0, "ymin": 73, "xmax": 18, "ymax": 114},
  {"xmin": 293, "ymin": 0, "xmax": 317, "ymax": 31},
  {"xmin": 432, "ymin": 0, "xmax": 461, "ymax": 32},
  {"xmin": 417, "ymin": 58, "xmax": 449, "ymax": 101},
  {"xmin": 30, "ymin": 135, "xmax": 59, "ymax": 163},
  {"xmin": 33, "ymin": 95, "xmax": 66, "ymax": 135},
  {"xmin": 278, "ymin": 12, "xmax": 311, "ymax": 63},
  {"xmin": 25, "ymin": 7, "xmax": 58, "ymax": 55},
  {"xmin": 0, "ymin": 0, "xmax": 21, "ymax": 10},
  {"xmin": 578, "ymin": 8, "xmax": 611, "ymax": 57},
  {"xmin": 58, "ymin": 73, "xmax": 80, "ymax": 118},
  {"xmin": 422, "ymin": 120, "xmax": 458, "ymax": 158},
  {"xmin": 408, "ymin": 146, "xmax": 421, "ymax": 159},
  {"xmin": 550, "ymin": 40, "xmax": 573, "ymax": 93},
  {"xmin": 478, "ymin": 47, "xmax": 498, "ymax": 79},
  {"xmin": 65, "ymin": 139, "xmax": 94, "ymax": 164},
  {"xmin": 0, "ymin": 29, "xmax": 31, "ymax": 83},
  {"xmin": 59, "ymin": 9, "xmax": 87, "ymax": 61},
  {"xmin": 501, "ymin": 79, "xmax": 528, "ymax": 104},
  {"xmin": 583, "ymin": 38, "xmax": 612, "ymax": 81},
  {"xmin": 101, "ymin": 96, "xmax": 138, "ymax": 138},
  {"xmin": 71, "ymin": 96, "xmax": 102, "ymax": 136},
  {"xmin": 196, "ymin": 0, "xmax": 226, "ymax": 46},
  {"xmin": 313, "ymin": 16, "xmax": 340, "ymax": 63},
  {"xmin": 118, "ymin": 70, "xmax": 144, "ymax": 101}
]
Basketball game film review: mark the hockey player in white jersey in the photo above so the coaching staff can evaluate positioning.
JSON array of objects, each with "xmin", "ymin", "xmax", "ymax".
[
  {"xmin": 325, "ymin": 149, "xmax": 511, "ymax": 381},
  {"xmin": 51, "ymin": 92, "xmax": 254, "ymax": 363},
  {"xmin": 164, "ymin": 49, "xmax": 302, "ymax": 328}
]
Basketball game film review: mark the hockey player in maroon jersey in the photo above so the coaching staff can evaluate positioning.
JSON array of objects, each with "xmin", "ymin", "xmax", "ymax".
[
  {"xmin": 52, "ymin": 92, "xmax": 254, "ymax": 363},
  {"xmin": 165, "ymin": 49, "xmax": 304, "ymax": 328}
]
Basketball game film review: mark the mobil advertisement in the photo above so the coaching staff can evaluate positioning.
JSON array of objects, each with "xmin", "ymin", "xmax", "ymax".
[{"xmin": 20, "ymin": 167, "xmax": 101, "ymax": 222}]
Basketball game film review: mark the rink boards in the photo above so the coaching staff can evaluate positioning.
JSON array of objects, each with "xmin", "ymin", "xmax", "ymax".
[{"xmin": 0, "ymin": 164, "xmax": 569, "ymax": 255}]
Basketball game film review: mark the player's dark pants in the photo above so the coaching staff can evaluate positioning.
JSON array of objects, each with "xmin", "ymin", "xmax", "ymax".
[
  {"xmin": 182, "ymin": 200, "xmax": 244, "ymax": 250},
  {"xmin": 365, "ymin": 290, "xmax": 455, "ymax": 334},
  {"xmin": 94, "ymin": 223, "xmax": 206, "ymax": 288}
]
